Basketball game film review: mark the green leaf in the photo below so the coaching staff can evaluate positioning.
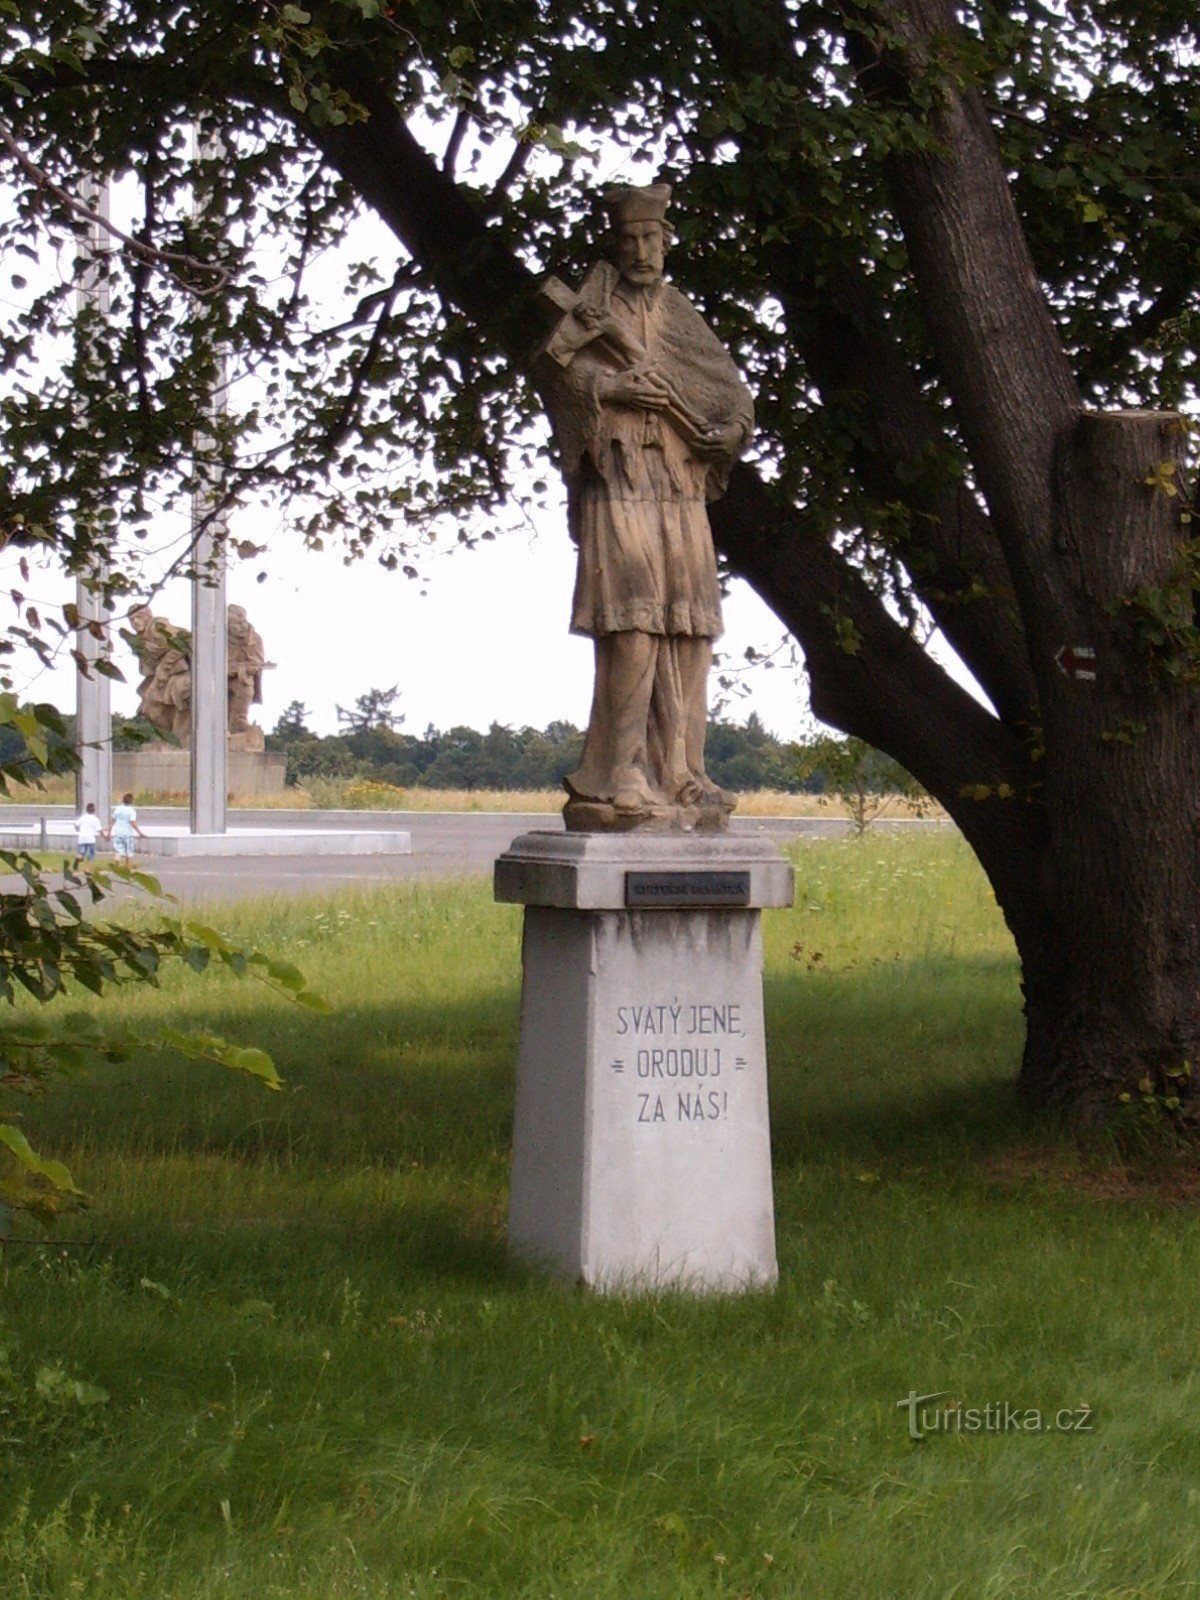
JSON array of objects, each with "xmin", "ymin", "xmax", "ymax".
[
  {"xmin": 157, "ymin": 1028, "xmax": 282, "ymax": 1089},
  {"xmin": 215, "ymin": 1045, "xmax": 282, "ymax": 1086},
  {"xmin": 253, "ymin": 954, "xmax": 307, "ymax": 991},
  {"xmin": 126, "ymin": 870, "xmax": 166, "ymax": 896},
  {"xmin": 0, "ymin": 1124, "xmax": 82, "ymax": 1195}
]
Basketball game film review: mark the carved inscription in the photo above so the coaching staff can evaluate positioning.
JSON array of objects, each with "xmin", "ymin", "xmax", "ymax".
[
  {"xmin": 610, "ymin": 996, "xmax": 747, "ymax": 1125},
  {"xmin": 636, "ymin": 1089, "xmax": 730, "ymax": 1123}
]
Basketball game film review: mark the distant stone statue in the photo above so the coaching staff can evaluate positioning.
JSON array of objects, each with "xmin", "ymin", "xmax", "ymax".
[
  {"xmin": 226, "ymin": 604, "xmax": 268, "ymax": 752},
  {"xmin": 126, "ymin": 603, "xmax": 270, "ymax": 749},
  {"xmin": 537, "ymin": 182, "xmax": 754, "ymax": 830},
  {"xmin": 128, "ymin": 606, "xmax": 192, "ymax": 741}
]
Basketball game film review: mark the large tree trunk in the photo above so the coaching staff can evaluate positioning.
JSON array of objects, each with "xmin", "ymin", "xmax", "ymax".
[
  {"xmin": 1017, "ymin": 411, "xmax": 1200, "ymax": 1124},
  {"xmin": 821, "ymin": 4, "xmax": 1200, "ymax": 1132}
]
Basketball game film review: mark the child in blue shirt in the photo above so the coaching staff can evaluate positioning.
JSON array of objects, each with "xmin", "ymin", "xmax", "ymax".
[{"xmin": 105, "ymin": 793, "xmax": 146, "ymax": 863}]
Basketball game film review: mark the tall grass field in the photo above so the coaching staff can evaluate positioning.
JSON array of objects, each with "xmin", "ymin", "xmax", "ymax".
[
  {"xmin": 0, "ymin": 776, "xmax": 936, "ymax": 818},
  {"xmin": 4, "ymin": 833, "xmax": 1199, "ymax": 1598}
]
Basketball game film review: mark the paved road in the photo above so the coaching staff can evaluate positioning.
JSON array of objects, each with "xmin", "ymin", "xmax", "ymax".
[{"xmin": 0, "ymin": 807, "xmax": 946, "ymax": 905}]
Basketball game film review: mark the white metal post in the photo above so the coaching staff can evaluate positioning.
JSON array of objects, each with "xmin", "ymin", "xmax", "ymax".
[
  {"xmin": 188, "ymin": 126, "xmax": 228, "ymax": 835},
  {"xmin": 74, "ymin": 173, "xmax": 113, "ymax": 825},
  {"xmin": 189, "ymin": 487, "xmax": 228, "ymax": 834}
]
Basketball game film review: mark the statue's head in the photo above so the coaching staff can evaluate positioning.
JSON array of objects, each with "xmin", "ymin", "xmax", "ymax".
[
  {"xmin": 227, "ymin": 604, "xmax": 248, "ymax": 638},
  {"xmin": 603, "ymin": 183, "xmax": 672, "ymax": 287}
]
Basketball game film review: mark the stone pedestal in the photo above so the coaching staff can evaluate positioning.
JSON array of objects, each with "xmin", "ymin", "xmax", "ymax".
[{"xmin": 495, "ymin": 832, "xmax": 793, "ymax": 1294}]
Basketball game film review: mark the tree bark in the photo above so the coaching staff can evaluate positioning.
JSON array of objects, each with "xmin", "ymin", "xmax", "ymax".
[{"xmin": 1018, "ymin": 411, "xmax": 1200, "ymax": 1122}]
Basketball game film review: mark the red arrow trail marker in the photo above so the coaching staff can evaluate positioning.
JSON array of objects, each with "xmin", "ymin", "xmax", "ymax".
[{"xmin": 1055, "ymin": 645, "xmax": 1097, "ymax": 681}]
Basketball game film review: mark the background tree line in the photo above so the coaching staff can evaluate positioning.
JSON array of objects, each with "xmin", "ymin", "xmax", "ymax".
[
  {"xmin": 263, "ymin": 692, "xmax": 916, "ymax": 799},
  {"xmin": 0, "ymin": 695, "xmax": 919, "ymax": 805}
]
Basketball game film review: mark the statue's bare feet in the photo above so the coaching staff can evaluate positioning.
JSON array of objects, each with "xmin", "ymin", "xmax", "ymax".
[
  {"xmin": 670, "ymin": 774, "xmax": 705, "ymax": 807},
  {"xmin": 697, "ymin": 779, "xmax": 734, "ymax": 810},
  {"xmin": 612, "ymin": 766, "xmax": 664, "ymax": 817},
  {"xmin": 669, "ymin": 772, "xmax": 733, "ymax": 811}
]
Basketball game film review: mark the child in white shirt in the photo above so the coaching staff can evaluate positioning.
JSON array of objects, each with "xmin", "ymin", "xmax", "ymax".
[{"xmin": 74, "ymin": 802, "xmax": 101, "ymax": 869}]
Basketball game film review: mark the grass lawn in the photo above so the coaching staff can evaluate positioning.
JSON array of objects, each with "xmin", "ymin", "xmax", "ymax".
[{"xmin": 3, "ymin": 833, "xmax": 1199, "ymax": 1598}]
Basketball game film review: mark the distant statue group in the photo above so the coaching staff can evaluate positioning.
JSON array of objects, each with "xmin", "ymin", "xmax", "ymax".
[{"xmin": 126, "ymin": 603, "xmax": 270, "ymax": 752}]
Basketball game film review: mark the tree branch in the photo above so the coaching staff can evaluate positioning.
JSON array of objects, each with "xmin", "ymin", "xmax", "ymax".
[
  {"xmin": 442, "ymin": 107, "xmax": 470, "ymax": 175},
  {"xmin": 317, "ymin": 264, "xmax": 408, "ymax": 454},
  {"xmin": 712, "ymin": 463, "xmax": 1047, "ymax": 948},
  {"xmin": 769, "ymin": 247, "xmax": 1036, "ymax": 724},
  {"xmin": 291, "ymin": 47, "xmax": 1048, "ymax": 928},
  {"xmin": 0, "ymin": 116, "xmax": 229, "ymax": 295},
  {"xmin": 301, "ymin": 72, "xmax": 538, "ymax": 348},
  {"xmin": 486, "ymin": 122, "xmax": 539, "ymax": 210},
  {"xmin": 831, "ymin": 0, "xmax": 1081, "ymax": 615},
  {"xmin": 302, "ymin": 265, "xmax": 422, "ymax": 346},
  {"xmin": 686, "ymin": 0, "xmax": 1036, "ymax": 719}
]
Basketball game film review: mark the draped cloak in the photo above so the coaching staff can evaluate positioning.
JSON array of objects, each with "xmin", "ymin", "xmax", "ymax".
[{"xmin": 539, "ymin": 263, "xmax": 754, "ymax": 641}]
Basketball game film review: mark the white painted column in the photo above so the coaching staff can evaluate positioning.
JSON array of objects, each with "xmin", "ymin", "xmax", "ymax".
[
  {"xmin": 74, "ymin": 174, "xmax": 112, "ymax": 824},
  {"xmin": 189, "ymin": 490, "xmax": 227, "ymax": 834},
  {"xmin": 188, "ymin": 127, "xmax": 227, "ymax": 836}
]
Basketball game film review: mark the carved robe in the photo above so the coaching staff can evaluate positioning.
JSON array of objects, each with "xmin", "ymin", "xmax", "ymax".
[{"xmin": 540, "ymin": 262, "xmax": 753, "ymax": 643}]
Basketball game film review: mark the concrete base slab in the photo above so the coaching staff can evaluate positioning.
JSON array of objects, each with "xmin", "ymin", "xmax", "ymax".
[
  {"xmin": 0, "ymin": 824, "xmax": 411, "ymax": 858},
  {"xmin": 497, "ymin": 831, "xmax": 793, "ymax": 1295}
]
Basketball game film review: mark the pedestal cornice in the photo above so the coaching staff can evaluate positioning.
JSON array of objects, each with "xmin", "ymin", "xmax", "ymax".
[{"xmin": 494, "ymin": 830, "xmax": 794, "ymax": 911}]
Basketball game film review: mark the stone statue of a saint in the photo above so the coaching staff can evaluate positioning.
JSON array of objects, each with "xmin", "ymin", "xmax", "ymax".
[
  {"xmin": 537, "ymin": 182, "xmax": 753, "ymax": 830},
  {"xmin": 125, "ymin": 603, "xmax": 270, "ymax": 750}
]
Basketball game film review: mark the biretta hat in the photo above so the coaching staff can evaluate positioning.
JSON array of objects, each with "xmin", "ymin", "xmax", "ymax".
[{"xmin": 603, "ymin": 182, "xmax": 672, "ymax": 224}]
